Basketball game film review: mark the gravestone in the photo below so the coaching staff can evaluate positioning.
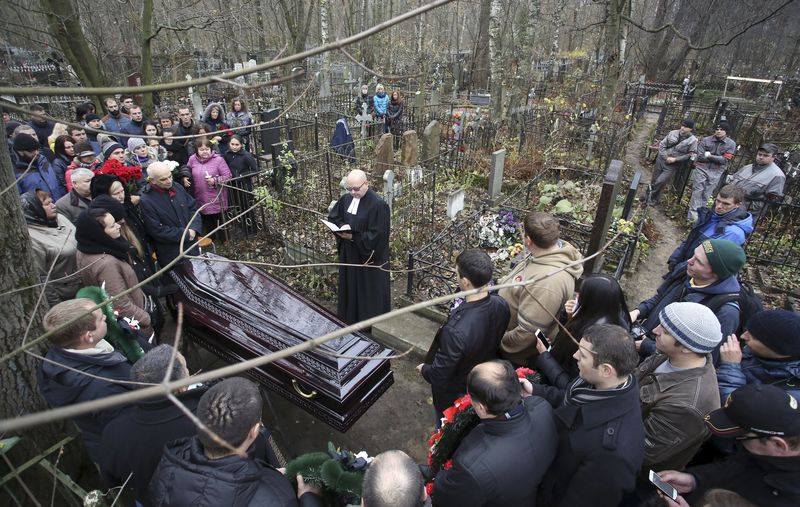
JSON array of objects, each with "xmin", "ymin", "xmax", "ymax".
[
  {"xmin": 422, "ymin": 121, "xmax": 441, "ymax": 164},
  {"xmin": 410, "ymin": 168, "xmax": 424, "ymax": 187},
  {"xmin": 447, "ymin": 189, "xmax": 465, "ymax": 220},
  {"xmin": 488, "ymin": 149, "xmax": 506, "ymax": 203},
  {"xmin": 383, "ymin": 170, "xmax": 395, "ymax": 212},
  {"xmin": 401, "ymin": 131, "xmax": 418, "ymax": 167},
  {"xmin": 429, "ymin": 90, "xmax": 441, "ymax": 107},
  {"xmin": 375, "ymin": 133, "xmax": 394, "ymax": 172},
  {"xmin": 586, "ymin": 123, "xmax": 599, "ymax": 161},
  {"xmin": 414, "ymin": 91, "xmax": 426, "ymax": 110}
]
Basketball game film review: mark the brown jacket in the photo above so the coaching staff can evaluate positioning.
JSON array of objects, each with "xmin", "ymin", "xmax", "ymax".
[
  {"xmin": 76, "ymin": 251, "xmax": 152, "ymax": 336},
  {"xmin": 635, "ymin": 354, "xmax": 720, "ymax": 472},
  {"xmin": 498, "ymin": 241, "xmax": 583, "ymax": 365}
]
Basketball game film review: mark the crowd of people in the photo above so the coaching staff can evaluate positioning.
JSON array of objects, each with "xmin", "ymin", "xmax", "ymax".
[{"xmin": 6, "ymin": 97, "xmax": 799, "ymax": 507}]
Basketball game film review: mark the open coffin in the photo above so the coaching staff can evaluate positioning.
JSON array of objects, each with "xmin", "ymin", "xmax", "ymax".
[{"xmin": 171, "ymin": 253, "xmax": 394, "ymax": 432}]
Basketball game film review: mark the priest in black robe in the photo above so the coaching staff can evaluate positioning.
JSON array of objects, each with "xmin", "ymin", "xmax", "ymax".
[{"xmin": 327, "ymin": 169, "xmax": 391, "ymax": 325}]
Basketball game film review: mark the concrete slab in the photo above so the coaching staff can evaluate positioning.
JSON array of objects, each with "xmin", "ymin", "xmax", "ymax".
[{"xmin": 371, "ymin": 311, "xmax": 441, "ymax": 360}]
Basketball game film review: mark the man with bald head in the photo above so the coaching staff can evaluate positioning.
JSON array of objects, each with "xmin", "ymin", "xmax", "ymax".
[
  {"xmin": 327, "ymin": 168, "xmax": 391, "ymax": 325},
  {"xmin": 432, "ymin": 360, "xmax": 557, "ymax": 506},
  {"xmin": 139, "ymin": 161, "xmax": 202, "ymax": 266},
  {"xmin": 361, "ymin": 450, "xmax": 428, "ymax": 507}
]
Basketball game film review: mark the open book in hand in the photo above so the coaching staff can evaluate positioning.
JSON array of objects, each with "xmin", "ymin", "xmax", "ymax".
[{"xmin": 320, "ymin": 219, "xmax": 352, "ymax": 234}]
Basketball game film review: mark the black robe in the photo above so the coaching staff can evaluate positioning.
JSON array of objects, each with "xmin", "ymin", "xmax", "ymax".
[{"xmin": 327, "ymin": 188, "xmax": 391, "ymax": 324}]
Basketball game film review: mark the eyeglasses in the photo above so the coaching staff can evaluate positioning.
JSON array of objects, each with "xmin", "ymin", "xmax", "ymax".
[{"xmin": 346, "ymin": 182, "xmax": 365, "ymax": 192}]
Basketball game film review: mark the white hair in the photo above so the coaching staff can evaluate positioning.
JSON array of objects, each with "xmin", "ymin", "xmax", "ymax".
[{"xmin": 70, "ymin": 167, "xmax": 94, "ymax": 183}]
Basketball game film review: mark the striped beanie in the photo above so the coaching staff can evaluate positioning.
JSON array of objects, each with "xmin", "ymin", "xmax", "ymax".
[{"xmin": 658, "ymin": 302, "xmax": 722, "ymax": 354}]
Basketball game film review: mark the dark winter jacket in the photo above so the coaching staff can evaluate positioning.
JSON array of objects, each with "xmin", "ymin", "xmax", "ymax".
[
  {"xmin": 28, "ymin": 118, "xmax": 55, "ymax": 150},
  {"xmin": 138, "ymin": 183, "xmax": 202, "ymax": 267},
  {"xmin": 717, "ymin": 348, "xmax": 800, "ymax": 401},
  {"xmin": 100, "ymin": 387, "xmax": 206, "ymax": 505},
  {"xmin": 421, "ymin": 294, "xmax": 510, "ymax": 415},
  {"xmin": 37, "ymin": 345, "xmax": 133, "ymax": 463},
  {"xmin": 355, "ymin": 93, "xmax": 373, "ymax": 116},
  {"xmin": 669, "ymin": 206, "xmax": 753, "ymax": 268},
  {"xmin": 14, "ymin": 155, "xmax": 65, "ymax": 200},
  {"xmin": 637, "ymin": 262, "xmax": 740, "ymax": 359},
  {"xmin": 386, "ymin": 100, "xmax": 403, "ymax": 132},
  {"xmin": 148, "ymin": 436, "xmax": 322, "ymax": 507},
  {"xmin": 537, "ymin": 376, "xmax": 645, "ymax": 507},
  {"xmin": 51, "ymin": 154, "xmax": 72, "ymax": 192},
  {"xmin": 432, "ymin": 396, "xmax": 558, "ymax": 506},
  {"xmin": 686, "ymin": 451, "xmax": 800, "ymax": 507},
  {"xmin": 223, "ymin": 149, "xmax": 259, "ymax": 191}
]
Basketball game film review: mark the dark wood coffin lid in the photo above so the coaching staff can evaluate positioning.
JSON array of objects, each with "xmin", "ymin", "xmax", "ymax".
[{"xmin": 171, "ymin": 253, "xmax": 392, "ymax": 389}]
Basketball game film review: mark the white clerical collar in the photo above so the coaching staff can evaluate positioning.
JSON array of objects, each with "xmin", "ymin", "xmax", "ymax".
[{"xmin": 347, "ymin": 197, "xmax": 361, "ymax": 215}]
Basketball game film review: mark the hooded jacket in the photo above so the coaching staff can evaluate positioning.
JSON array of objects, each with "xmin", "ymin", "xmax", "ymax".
[
  {"xmin": 36, "ymin": 344, "xmax": 132, "ymax": 464},
  {"xmin": 637, "ymin": 262, "xmax": 741, "ymax": 358},
  {"xmin": 21, "ymin": 191, "xmax": 80, "ymax": 306},
  {"xmin": 498, "ymin": 242, "xmax": 584, "ymax": 365},
  {"xmin": 717, "ymin": 348, "xmax": 800, "ymax": 401},
  {"xmin": 15, "ymin": 154, "xmax": 65, "ymax": 201},
  {"xmin": 669, "ymin": 206, "xmax": 753, "ymax": 267},
  {"xmin": 148, "ymin": 436, "xmax": 320, "ymax": 507},
  {"xmin": 187, "ymin": 152, "xmax": 231, "ymax": 215},
  {"xmin": 372, "ymin": 92, "xmax": 389, "ymax": 115}
]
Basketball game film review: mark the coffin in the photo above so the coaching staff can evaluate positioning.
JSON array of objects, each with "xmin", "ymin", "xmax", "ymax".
[{"xmin": 171, "ymin": 253, "xmax": 394, "ymax": 432}]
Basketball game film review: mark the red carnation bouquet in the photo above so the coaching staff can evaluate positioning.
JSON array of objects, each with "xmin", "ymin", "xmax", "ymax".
[
  {"xmin": 96, "ymin": 159, "xmax": 142, "ymax": 195},
  {"xmin": 425, "ymin": 367, "xmax": 535, "ymax": 496}
]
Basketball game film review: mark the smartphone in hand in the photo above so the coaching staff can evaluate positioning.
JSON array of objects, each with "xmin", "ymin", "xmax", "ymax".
[
  {"xmin": 649, "ymin": 470, "xmax": 678, "ymax": 501},
  {"xmin": 535, "ymin": 329, "xmax": 551, "ymax": 350}
]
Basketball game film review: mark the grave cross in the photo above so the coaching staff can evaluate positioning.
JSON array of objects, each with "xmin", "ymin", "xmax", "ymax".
[{"xmin": 355, "ymin": 102, "xmax": 373, "ymax": 139}]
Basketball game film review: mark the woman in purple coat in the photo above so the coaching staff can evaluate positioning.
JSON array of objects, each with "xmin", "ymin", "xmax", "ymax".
[{"xmin": 187, "ymin": 138, "xmax": 232, "ymax": 242}]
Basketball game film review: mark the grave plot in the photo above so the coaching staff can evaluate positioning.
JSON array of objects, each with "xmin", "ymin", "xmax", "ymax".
[{"xmin": 404, "ymin": 166, "xmax": 648, "ymax": 313}]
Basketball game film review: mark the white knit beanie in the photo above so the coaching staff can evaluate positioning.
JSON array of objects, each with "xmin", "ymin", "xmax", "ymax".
[{"xmin": 658, "ymin": 302, "xmax": 722, "ymax": 354}]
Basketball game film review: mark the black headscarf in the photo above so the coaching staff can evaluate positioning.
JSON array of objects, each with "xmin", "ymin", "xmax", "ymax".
[
  {"xmin": 20, "ymin": 190, "xmax": 57, "ymax": 228},
  {"xmin": 75, "ymin": 209, "xmax": 134, "ymax": 262},
  {"xmin": 90, "ymin": 194, "xmax": 126, "ymax": 221},
  {"xmin": 90, "ymin": 173, "xmax": 121, "ymax": 199}
]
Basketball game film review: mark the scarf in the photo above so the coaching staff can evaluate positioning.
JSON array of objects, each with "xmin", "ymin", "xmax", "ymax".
[
  {"xmin": 20, "ymin": 191, "xmax": 57, "ymax": 228},
  {"xmin": 565, "ymin": 374, "xmax": 635, "ymax": 406},
  {"xmin": 75, "ymin": 210, "xmax": 135, "ymax": 262}
]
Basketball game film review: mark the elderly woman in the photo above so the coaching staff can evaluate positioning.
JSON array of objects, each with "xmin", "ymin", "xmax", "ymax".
[
  {"xmin": 20, "ymin": 189, "xmax": 81, "ymax": 306},
  {"xmin": 75, "ymin": 208, "xmax": 154, "ymax": 338}
]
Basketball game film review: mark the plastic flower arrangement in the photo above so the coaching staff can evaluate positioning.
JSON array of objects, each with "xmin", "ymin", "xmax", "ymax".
[
  {"xmin": 476, "ymin": 209, "xmax": 521, "ymax": 250},
  {"xmin": 425, "ymin": 367, "xmax": 536, "ymax": 496}
]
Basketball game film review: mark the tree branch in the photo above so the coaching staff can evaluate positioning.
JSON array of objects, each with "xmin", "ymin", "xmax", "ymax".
[
  {"xmin": 0, "ymin": 0, "xmax": 457, "ymax": 96},
  {"xmin": 622, "ymin": 0, "xmax": 795, "ymax": 51}
]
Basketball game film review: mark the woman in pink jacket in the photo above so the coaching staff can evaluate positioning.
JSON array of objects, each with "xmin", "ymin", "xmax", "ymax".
[{"xmin": 187, "ymin": 137, "xmax": 232, "ymax": 242}]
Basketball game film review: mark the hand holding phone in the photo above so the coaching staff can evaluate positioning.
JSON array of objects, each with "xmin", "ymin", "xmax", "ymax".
[
  {"xmin": 535, "ymin": 329, "xmax": 551, "ymax": 352},
  {"xmin": 649, "ymin": 470, "xmax": 678, "ymax": 501}
]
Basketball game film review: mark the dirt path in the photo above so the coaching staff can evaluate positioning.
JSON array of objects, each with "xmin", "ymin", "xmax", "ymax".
[{"xmin": 621, "ymin": 114, "xmax": 686, "ymax": 306}]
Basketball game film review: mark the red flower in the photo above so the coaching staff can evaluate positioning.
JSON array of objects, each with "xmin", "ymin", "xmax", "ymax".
[
  {"xmin": 453, "ymin": 394, "xmax": 472, "ymax": 410},
  {"xmin": 442, "ymin": 406, "xmax": 457, "ymax": 423},
  {"xmin": 97, "ymin": 159, "xmax": 142, "ymax": 185},
  {"xmin": 516, "ymin": 367, "xmax": 535, "ymax": 378},
  {"xmin": 425, "ymin": 482, "xmax": 434, "ymax": 496},
  {"xmin": 443, "ymin": 459, "xmax": 453, "ymax": 470}
]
